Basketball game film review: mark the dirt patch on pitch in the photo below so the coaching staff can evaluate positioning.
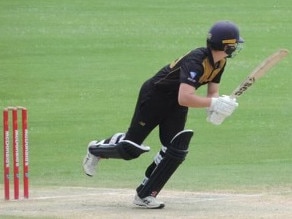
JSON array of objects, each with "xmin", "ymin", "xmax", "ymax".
[{"xmin": 0, "ymin": 186, "xmax": 291, "ymax": 219}]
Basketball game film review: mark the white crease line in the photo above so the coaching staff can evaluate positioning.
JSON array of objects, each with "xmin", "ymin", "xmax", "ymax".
[
  {"xmin": 27, "ymin": 193, "xmax": 261, "ymax": 202},
  {"xmin": 12, "ymin": 186, "xmax": 291, "ymax": 202},
  {"xmin": 30, "ymin": 193, "xmax": 115, "ymax": 200}
]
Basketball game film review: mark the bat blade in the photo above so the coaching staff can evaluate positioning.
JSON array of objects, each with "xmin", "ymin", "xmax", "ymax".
[{"xmin": 230, "ymin": 49, "xmax": 289, "ymax": 98}]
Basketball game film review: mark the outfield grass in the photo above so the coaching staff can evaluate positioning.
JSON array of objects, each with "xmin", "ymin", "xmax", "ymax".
[{"xmin": 0, "ymin": 0, "xmax": 291, "ymax": 194}]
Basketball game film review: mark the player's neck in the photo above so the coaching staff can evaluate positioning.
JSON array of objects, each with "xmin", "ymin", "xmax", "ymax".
[{"xmin": 211, "ymin": 50, "xmax": 227, "ymax": 63}]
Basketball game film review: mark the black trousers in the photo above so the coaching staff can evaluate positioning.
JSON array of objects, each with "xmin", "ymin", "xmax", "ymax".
[{"xmin": 125, "ymin": 79, "xmax": 188, "ymax": 147}]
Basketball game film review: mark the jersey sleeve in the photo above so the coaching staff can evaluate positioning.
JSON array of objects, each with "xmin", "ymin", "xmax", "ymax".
[
  {"xmin": 180, "ymin": 54, "xmax": 226, "ymax": 88},
  {"xmin": 180, "ymin": 58, "xmax": 204, "ymax": 89}
]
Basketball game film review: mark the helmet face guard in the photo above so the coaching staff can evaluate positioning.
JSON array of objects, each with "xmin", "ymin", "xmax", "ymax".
[
  {"xmin": 223, "ymin": 37, "xmax": 244, "ymax": 58},
  {"xmin": 207, "ymin": 21, "xmax": 244, "ymax": 58}
]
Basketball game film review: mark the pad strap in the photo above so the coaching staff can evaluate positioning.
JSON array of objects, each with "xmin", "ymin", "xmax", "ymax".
[{"xmin": 89, "ymin": 139, "xmax": 150, "ymax": 160}]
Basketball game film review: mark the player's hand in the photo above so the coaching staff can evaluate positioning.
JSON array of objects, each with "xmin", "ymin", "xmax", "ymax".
[
  {"xmin": 207, "ymin": 110, "xmax": 228, "ymax": 125},
  {"xmin": 210, "ymin": 95, "xmax": 238, "ymax": 116},
  {"xmin": 207, "ymin": 95, "xmax": 238, "ymax": 125}
]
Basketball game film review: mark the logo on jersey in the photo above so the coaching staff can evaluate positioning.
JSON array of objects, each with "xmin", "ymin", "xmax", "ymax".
[{"xmin": 187, "ymin": 71, "xmax": 197, "ymax": 83}]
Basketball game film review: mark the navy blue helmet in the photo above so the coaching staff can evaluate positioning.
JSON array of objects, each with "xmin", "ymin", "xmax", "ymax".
[{"xmin": 207, "ymin": 21, "xmax": 244, "ymax": 57}]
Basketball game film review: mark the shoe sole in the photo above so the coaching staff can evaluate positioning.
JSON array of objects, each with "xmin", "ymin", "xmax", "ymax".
[{"xmin": 133, "ymin": 200, "xmax": 165, "ymax": 209}]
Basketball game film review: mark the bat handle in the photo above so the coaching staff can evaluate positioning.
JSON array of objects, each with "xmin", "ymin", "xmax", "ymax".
[{"xmin": 229, "ymin": 93, "xmax": 237, "ymax": 99}]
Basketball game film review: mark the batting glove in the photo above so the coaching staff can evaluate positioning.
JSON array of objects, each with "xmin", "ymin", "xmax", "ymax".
[
  {"xmin": 207, "ymin": 95, "xmax": 238, "ymax": 125},
  {"xmin": 210, "ymin": 95, "xmax": 238, "ymax": 116}
]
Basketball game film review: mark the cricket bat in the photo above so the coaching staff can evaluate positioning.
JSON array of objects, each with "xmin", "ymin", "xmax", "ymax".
[{"xmin": 230, "ymin": 49, "xmax": 289, "ymax": 98}]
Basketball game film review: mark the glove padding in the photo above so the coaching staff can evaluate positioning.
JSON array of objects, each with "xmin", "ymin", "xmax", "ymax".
[
  {"xmin": 207, "ymin": 110, "xmax": 227, "ymax": 125},
  {"xmin": 207, "ymin": 95, "xmax": 238, "ymax": 125},
  {"xmin": 210, "ymin": 95, "xmax": 238, "ymax": 116}
]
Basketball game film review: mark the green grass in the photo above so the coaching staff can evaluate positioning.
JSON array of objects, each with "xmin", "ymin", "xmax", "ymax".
[{"xmin": 0, "ymin": 0, "xmax": 291, "ymax": 195}]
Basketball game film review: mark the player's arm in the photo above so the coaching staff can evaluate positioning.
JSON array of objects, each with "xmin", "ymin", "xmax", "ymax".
[
  {"xmin": 178, "ymin": 82, "xmax": 238, "ymax": 125},
  {"xmin": 178, "ymin": 83, "xmax": 212, "ymax": 108},
  {"xmin": 206, "ymin": 82, "xmax": 220, "ymax": 98}
]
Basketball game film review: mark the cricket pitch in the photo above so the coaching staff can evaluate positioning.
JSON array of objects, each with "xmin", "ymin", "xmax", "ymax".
[{"xmin": 0, "ymin": 186, "xmax": 291, "ymax": 219}]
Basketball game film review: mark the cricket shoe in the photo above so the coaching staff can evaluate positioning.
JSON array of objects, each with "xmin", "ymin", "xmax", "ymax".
[
  {"xmin": 82, "ymin": 141, "xmax": 100, "ymax": 177},
  {"xmin": 133, "ymin": 194, "xmax": 165, "ymax": 209}
]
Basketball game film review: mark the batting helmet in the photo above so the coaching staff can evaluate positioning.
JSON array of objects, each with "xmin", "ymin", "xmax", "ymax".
[{"xmin": 207, "ymin": 21, "xmax": 244, "ymax": 57}]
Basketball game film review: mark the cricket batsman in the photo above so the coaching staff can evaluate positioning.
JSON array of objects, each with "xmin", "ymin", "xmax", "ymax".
[{"xmin": 82, "ymin": 20, "xmax": 243, "ymax": 209}]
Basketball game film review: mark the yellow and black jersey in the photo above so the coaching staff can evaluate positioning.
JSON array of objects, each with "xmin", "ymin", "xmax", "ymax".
[{"xmin": 151, "ymin": 47, "xmax": 226, "ymax": 90}]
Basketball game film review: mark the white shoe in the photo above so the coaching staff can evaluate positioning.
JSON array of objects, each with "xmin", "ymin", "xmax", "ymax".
[
  {"xmin": 82, "ymin": 141, "xmax": 100, "ymax": 177},
  {"xmin": 133, "ymin": 194, "xmax": 165, "ymax": 209}
]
